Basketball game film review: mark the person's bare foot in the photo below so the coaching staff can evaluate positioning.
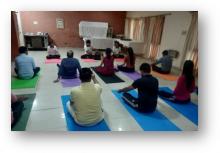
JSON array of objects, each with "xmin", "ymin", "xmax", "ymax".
[{"xmin": 53, "ymin": 79, "xmax": 59, "ymax": 83}]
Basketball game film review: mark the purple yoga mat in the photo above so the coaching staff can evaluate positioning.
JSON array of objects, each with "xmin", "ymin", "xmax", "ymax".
[
  {"xmin": 121, "ymin": 71, "xmax": 141, "ymax": 80},
  {"xmin": 60, "ymin": 78, "xmax": 81, "ymax": 87}
]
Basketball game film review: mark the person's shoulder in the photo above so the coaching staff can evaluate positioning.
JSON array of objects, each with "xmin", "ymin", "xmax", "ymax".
[
  {"xmin": 94, "ymin": 83, "xmax": 102, "ymax": 90},
  {"xmin": 71, "ymin": 86, "xmax": 80, "ymax": 94},
  {"xmin": 178, "ymin": 75, "xmax": 185, "ymax": 80},
  {"xmin": 151, "ymin": 75, "xmax": 159, "ymax": 82},
  {"xmin": 27, "ymin": 55, "xmax": 34, "ymax": 60}
]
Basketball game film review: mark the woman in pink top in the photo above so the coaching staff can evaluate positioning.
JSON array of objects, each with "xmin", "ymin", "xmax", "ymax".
[
  {"xmin": 95, "ymin": 48, "xmax": 114, "ymax": 76},
  {"xmin": 159, "ymin": 60, "xmax": 196, "ymax": 103}
]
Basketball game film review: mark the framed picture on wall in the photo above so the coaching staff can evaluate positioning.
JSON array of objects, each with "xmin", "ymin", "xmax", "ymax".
[{"xmin": 56, "ymin": 18, "xmax": 64, "ymax": 29}]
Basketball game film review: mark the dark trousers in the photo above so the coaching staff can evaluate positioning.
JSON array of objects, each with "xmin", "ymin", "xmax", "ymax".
[
  {"xmin": 152, "ymin": 64, "xmax": 170, "ymax": 74},
  {"xmin": 122, "ymin": 92, "xmax": 157, "ymax": 112},
  {"xmin": 11, "ymin": 101, "xmax": 24, "ymax": 127},
  {"xmin": 81, "ymin": 54, "xmax": 94, "ymax": 59},
  {"xmin": 15, "ymin": 67, "xmax": 40, "ymax": 78},
  {"xmin": 57, "ymin": 64, "xmax": 77, "ymax": 79},
  {"xmin": 122, "ymin": 92, "xmax": 138, "ymax": 109},
  {"xmin": 117, "ymin": 65, "xmax": 135, "ymax": 72},
  {"xmin": 158, "ymin": 90, "xmax": 190, "ymax": 104},
  {"xmin": 46, "ymin": 54, "xmax": 60, "ymax": 59}
]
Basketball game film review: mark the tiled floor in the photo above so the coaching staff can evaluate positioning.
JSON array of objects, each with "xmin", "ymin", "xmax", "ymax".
[{"xmin": 11, "ymin": 48, "xmax": 198, "ymax": 131}]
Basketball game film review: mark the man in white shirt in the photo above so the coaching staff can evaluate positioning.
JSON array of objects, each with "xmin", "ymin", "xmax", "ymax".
[{"xmin": 67, "ymin": 68, "xmax": 104, "ymax": 126}]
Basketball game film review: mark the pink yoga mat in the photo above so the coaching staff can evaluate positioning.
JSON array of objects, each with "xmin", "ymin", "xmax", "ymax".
[
  {"xmin": 45, "ymin": 59, "xmax": 62, "ymax": 64},
  {"xmin": 81, "ymin": 59, "xmax": 96, "ymax": 62},
  {"xmin": 115, "ymin": 58, "xmax": 124, "ymax": 62}
]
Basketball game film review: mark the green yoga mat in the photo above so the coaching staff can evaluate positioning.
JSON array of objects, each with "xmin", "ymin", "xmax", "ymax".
[
  {"xmin": 11, "ymin": 75, "xmax": 39, "ymax": 89},
  {"xmin": 11, "ymin": 94, "xmax": 36, "ymax": 131},
  {"xmin": 91, "ymin": 67, "xmax": 125, "ymax": 84}
]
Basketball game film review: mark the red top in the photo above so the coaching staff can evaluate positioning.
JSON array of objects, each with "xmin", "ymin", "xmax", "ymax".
[
  {"xmin": 124, "ymin": 56, "xmax": 135, "ymax": 68},
  {"xmin": 174, "ymin": 75, "xmax": 195, "ymax": 101},
  {"xmin": 103, "ymin": 56, "xmax": 114, "ymax": 74}
]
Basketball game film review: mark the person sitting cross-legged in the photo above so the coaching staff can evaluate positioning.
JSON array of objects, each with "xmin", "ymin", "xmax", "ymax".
[
  {"xmin": 95, "ymin": 48, "xmax": 115, "ymax": 76},
  {"xmin": 118, "ymin": 63, "xmax": 159, "ymax": 113},
  {"xmin": 117, "ymin": 47, "xmax": 135, "ymax": 73},
  {"xmin": 46, "ymin": 43, "xmax": 60, "ymax": 59},
  {"xmin": 113, "ymin": 41, "xmax": 124, "ymax": 58},
  {"xmin": 54, "ymin": 50, "xmax": 81, "ymax": 83},
  {"xmin": 67, "ymin": 68, "xmax": 104, "ymax": 126},
  {"xmin": 158, "ymin": 60, "xmax": 196, "ymax": 103},
  {"xmin": 151, "ymin": 50, "xmax": 173, "ymax": 74},
  {"xmin": 15, "ymin": 46, "xmax": 40, "ymax": 79}
]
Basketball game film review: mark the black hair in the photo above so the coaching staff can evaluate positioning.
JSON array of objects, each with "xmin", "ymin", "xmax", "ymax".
[
  {"xmin": 67, "ymin": 50, "xmax": 73, "ymax": 58},
  {"xmin": 140, "ymin": 63, "xmax": 151, "ymax": 73},
  {"xmin": 127, "ymin": 47, "xmax": 134, "ymax": 66},
  {"xmin": 114, "ymin": 41, "xmax": 119, "ymax": 46},
  {"xmin": 49, "ymin": 43, "xmax": 54, "ymax": 48},
  {"xmin": 86, "ymin": 40, "xmax": 91, "ymax": 44},
  {"xmin": 182, "ymin": 60, "xmax": 195, "ymax": 90},
  {"xmin": 162, "ymin": 50, "xmax": 169, "ymax": 56},
  {"xmin": 105, "ymin": 48, "xmax": 112, "ymax": 59},
  {"xmin": 19, "ymin": 46, "xmax": 27, "ymax": 54},
  {"xmin": 79, "ymin": 68, "xmax": 92, "ymax": 82}
]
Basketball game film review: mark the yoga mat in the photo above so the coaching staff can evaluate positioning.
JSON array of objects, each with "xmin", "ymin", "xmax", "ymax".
[
  {"xmin": 45, "ymin": 58, "xmax": 61, "ymax": 64},
  {"xmin": 121, "ymin": 71, "xmax": 141, "ymax": 80},
  {"xmin": 159, "ymin": 87, "xmax": 198, "ymax": 125},
  {"xmin": 81, "ymin": 59, "xmax": 96, "ymax": 62},
  {"xmin": 11, "ymin": 94, "xmax": 36, "ymax": 131},
  {"xmin": 11, "ymin": 75, "xmax": 40, "ymax": 89},
  {"xmin": 60, "ymin": 78, "xmax": 81, "ymax": 88},
  {"xmin": 151, "ymin": 71, "xmax": 178, "ymax": 81},
  {"xmin": 61, "ymin": 95, "xmax": 110, "ymax": 131},
  {"xmin": 112, "ymin": 90, "xmax": 180, "ymax": 131},
  {"xmin": 115, "ymin": 58, "xmax": 124, "ymax": 62},
  {"xmin": 91, "ymin": 67, "xmax": 125, "ymax": 84}
]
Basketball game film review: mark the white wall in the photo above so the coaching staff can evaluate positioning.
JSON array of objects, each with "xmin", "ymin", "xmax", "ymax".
[
  {"xmin": 159, "ymin": 12, "xmax": 192, "ymax": 69},
  {"xmin": 16, "ymin": 12, "xmax": 25, "ymax": 46},
  {"xmin": 126, "ymin": 11, "xmax": 192, "ymax": 69}
]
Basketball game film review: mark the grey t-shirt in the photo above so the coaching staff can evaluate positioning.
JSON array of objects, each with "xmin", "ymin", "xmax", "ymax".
[{"xmin": 156, "ymin": 55, "xmax": 173, "ymax": 72}]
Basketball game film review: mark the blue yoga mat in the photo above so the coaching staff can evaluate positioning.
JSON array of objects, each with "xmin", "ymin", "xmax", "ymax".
[
  {"xmin": 159, "ymin": 87, "xmax": 198, "ymax": 125},
  {"xmin": 112, "ymin": 90, "xmax": 180, "ymax": 131},
  {"xmin": 61, "ymin": 95, "xmax": 110, "ymax": 131}
]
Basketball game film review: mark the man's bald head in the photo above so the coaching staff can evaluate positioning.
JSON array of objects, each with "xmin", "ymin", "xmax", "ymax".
[{"xmin": 67, "ymin": 50, "xmax": 74, "ymax": 58}]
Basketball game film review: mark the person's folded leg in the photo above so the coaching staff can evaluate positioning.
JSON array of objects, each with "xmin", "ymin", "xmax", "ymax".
[
  {"xmin": 11, "ymin": 102, "xmax": 24, "ymax": 127},
  {"xmin": 54, "ymin": 55, "xmax": 60, "ymax": 59},
  {"xmin": 14, "ymin": 68, "xmax": 18, "ymax": 75},
  {"xmin": 33, "ymin": 67, "xmax": 40, "ymax": 77},
  {"xmin": 46, "ymin": 55, "xmax": 52, "ymax": 59},
  {"xmin": 118, "ymin": 66, "xmax": 134, "ymax": 72},
  {"xmin": 152, "ymin": 64, "xmax": 163, "ymax": 73},
  {"xmin": 122, "ymin": 92, "xmax": 138, "ymax": 108}
]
